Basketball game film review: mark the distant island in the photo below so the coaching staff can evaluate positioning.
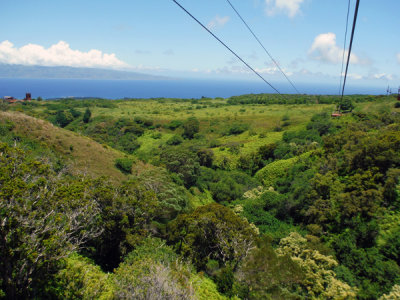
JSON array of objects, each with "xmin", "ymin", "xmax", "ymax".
[{"xmin": 0, "ymin": 64, "xmax": 169, "ymax": 80}]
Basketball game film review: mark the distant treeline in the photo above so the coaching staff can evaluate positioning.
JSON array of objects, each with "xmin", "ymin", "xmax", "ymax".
[{"xmin": 227, "ymin": 93, "xmax": 382, "ymax": 105}]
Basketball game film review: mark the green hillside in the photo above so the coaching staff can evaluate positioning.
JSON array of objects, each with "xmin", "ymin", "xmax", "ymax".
[
  {"xmin": 1, "ymin": 94, "xmax": 399, "ymax": 299},
  {"xmin": 0, "ymin": 110, "xmax": 128, "ymax": 181}
]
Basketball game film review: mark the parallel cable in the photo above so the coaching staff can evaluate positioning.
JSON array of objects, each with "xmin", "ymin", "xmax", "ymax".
[
  {"xmin": 226, "ymin": 0, "xmax": 300, "ymax": 94},
  {"xmin": 341, "ymin": 0, "xmax": 361, "ymax": 99},
  {"xmin": 171, "ymin": 0, "xmax": 283, "ymax": 95},
  {"xmin": 339, "ymin": 0, "xmax": 351, "ymax": 95}
]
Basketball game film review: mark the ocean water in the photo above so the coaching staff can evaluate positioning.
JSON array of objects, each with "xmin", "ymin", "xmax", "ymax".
[{"xmin": 0, "ymin": 78, "xmax": 385, "ymax": 99}]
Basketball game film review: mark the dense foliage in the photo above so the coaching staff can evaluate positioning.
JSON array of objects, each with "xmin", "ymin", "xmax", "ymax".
[{"xmin": 1, "ymin": 94, "xmax": 399, "ymax": 299}]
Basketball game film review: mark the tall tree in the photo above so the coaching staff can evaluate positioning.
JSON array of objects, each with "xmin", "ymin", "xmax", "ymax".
[{"xmin": 83, "ymin": 107, "xmax": 92, "ymax": 123}]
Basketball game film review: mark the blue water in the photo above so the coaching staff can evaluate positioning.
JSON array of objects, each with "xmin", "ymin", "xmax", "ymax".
[{"xmin": 0, "ymin": 78, "xmax": 385, "ymax": 99}]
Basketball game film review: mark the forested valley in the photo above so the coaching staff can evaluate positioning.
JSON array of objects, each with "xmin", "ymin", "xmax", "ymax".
[{"xmin": 1, "ymin": 93, "xmax": 399, "ymax": 299}]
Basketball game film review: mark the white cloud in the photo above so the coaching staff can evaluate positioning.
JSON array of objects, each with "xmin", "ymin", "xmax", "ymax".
[
  {"xmin": 346, "ymin": 73, "xmax": 363, "ymax": 80},
  {"xmin": 0, "ymin": 40, "xmax": 127, "ymax": 69},
  {"xmin": 373, "ymin": 73, "xmax": 393, "ymax": 81},
  {"xmin": 309, "ymin": 33, "xmax": 360, "ymax": 64},
  {"xmin": 265, "ymin": 0, "xmax": 304, "ymax": 18},
  {"xmin": 397, "ymin": 53, "xmax": 400, "ymax": 64},
  {"xmin": 196, "ymin": 65, "xmax": 293, "ymax": 77},
  {"xmin": 207, "ymin": 15, "xmax": 230, "ymax": 30}
]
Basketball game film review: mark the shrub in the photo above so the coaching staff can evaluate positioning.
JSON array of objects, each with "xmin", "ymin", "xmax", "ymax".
[
  {"xmin": 55, "ymin": 110, "xmax": 74, "ymax": 127},
  {"xmin": 258, "ymin": 143, "xmax": 277, "ymax": 161},
  {"xmin": 183, "ymin": 117, "xmax": 200, "ymax": 139},
  {"xmin": 197, "ymin": 149, "xmax": 214, "ymax": 168},
  {"xmin": 123, "ymin": 123, "xmax": 144, "ymax": 136},
  {"xmin": 306, "ymin": 113, "xmax": 334, "ymax": 136},
  {"xmin": 209, "ymin": 139, "xmax": 221, "ymax": 148},
  {"xmin": 227, "ymin": 142, "xmax": 240, "ymax": 155},
  {"xmin": 227, "ymin": 123, "xmax": 249, "ymax": 135},
  {"xmin": 119, "ymin": 135, "xmax": 141, "ymax": 154},
  {"xmin": 134, "ymin": 116, "xmax": 153, "ymax": 127},
  {"xmin": 53, "ymin": 253, "xmax": 114, "ymax": 299},
  {"xmin": 83, "ymin": 107, "xmax": 91, "ymax": 123},
  {"xmin": 166, "ymin": 134, "xmax": 183, "ymax": 145},
  {"xmin": 114, "ymin": 238, "xmax": 195, "ymax": 300},
  {"xmin": 255, "ymin": 156, "xmax": 299, "ymax": 187},
  {"xmin": 115, "ymin": 158, "xmax": 134, "ymax": 174},
  {"xmin": 151, "ymin": 132, "xmax": 162, "ymax": 139},
  {"xmin": 167, "ymin": 120, "xmax": 183, "ymax": 130}
]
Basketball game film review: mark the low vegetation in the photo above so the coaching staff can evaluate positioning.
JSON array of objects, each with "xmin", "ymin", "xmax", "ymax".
[{"xmin": 0, "ymin": 93, "xmax": 399, "ymax": 299}]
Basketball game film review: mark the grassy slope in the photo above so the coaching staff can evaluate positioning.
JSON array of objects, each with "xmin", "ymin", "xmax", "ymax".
[{"xmin": 0, "ymin": 111, "xmax": 128, "ymax": 182}]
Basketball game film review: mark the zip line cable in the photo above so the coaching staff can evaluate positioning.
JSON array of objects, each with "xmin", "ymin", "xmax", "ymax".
[
  {"xmin": 226, "ymin": 0, "xmax": 300, "ymax": 94},
  {"xmin": 171, "ymin": 0, "xmax": 283, "ymax": 95},
  {"xmin": 341, "ymin": 0, "xmax": 360, "ymax": 99},
  {"xmin": 339, "ymin": 0, "xmax": 351, "ymax": 95}
]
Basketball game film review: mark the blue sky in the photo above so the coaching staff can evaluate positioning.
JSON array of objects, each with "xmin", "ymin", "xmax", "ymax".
[{"xmin": 1, "ymin": 0, "xmax": 399, "ymax": 92}]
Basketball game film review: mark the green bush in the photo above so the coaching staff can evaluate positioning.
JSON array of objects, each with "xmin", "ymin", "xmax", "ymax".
[
  {"xmin": 83, "ymin": 107, "xmax": 91, "ymax": 123},
  {"xmin": 166, "ymin": 134, "xmax": 183, "ymax": 145},
  {"xmin": 227, "ymin": 123, "xmax": 249, "ymax": 135},
  {"xmin": 167, "ymin": 120, "xmax": 183, "ymax": 130},
  {"xmin": 255, "ymin": 156, "xmax": 300, "ymax": 187},
  {"xmin": 183, "ymin": 117, "xmax": 200, "ymax": 139},
  {"xmin": 115, "ymin": 158, "xmax": 134, "ymax": 174},
  {"xmin": 55, "ymin": 110, "xmax": 74, "ymax": 127},
  {"xmin": 151, "ymin": 132, "xmax": 162, "ymax": 139},
  {"xmin": 53, "ymin": 253, "xmax": 114, "ymax": 299},
  {"xmin": 134, "ymin": 116, "xmax": 153, "ymax": 127},
  {"xmin": 306, "ymin": 113, "xmax": 334, "ymax": 136},
  {"xmin": 118, "ymin": 134, "xmax": 141, "ymax": 154}
]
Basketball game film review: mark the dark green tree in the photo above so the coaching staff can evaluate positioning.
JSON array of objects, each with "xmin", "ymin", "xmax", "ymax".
[
  {"xmin": 197, "ymin": 149, "xmax": 214, "ymax": 167},
  {"xmin": 167, "ymin": 203, "xmax": 257, "ymax": 270},
  {"xmin": 235, "ymin": 237, "xmax": 304, "ymax": 299},
  {"xmin": 115, "ymin": 157, "xmax": 134, "ymax": 174},
  {"xmin": 182, "ymin": 117, "xmax": 199, "ymax": 139},
  {"xmin": 339, "ymin": 98, "xmax": 354, "ymax": 112},
  {"xmin": 160, "ymin": 147, "xmax": 200, "ymax": 188},
  {"xmin": 55, "ymin": 110, "xmax": 74, "ymax": 127},
  {"xmin": 83, "ymin": 107, "xmax": 92, "ymax": 123}
]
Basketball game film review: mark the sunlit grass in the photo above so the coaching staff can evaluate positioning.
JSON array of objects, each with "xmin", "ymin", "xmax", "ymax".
[{"xmin": 0, "ymin": 111, "xmax": 128, "ymax": 182}]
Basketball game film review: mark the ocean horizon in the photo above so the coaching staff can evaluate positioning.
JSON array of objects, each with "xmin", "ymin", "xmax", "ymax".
[{"xmin": 0, "ymin": 78, "xmax": 387, "ymax": 100}]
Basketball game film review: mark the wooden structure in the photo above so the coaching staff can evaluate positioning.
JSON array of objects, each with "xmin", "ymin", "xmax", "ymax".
[
  {"xmin": 24, "ymin": 93, "xmax": 31, "ymax": 101},
  {"xmin": 3, "ymin": 93, "xmax": 32, "ymax": 104},
  {"xmin": 3, "ymin": 96, "xmax": 18, "ymax": 104}
]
